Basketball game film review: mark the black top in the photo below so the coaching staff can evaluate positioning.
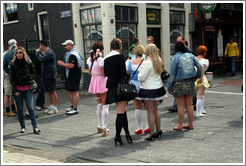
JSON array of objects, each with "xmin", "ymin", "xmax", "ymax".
[
  {"xmin": 104, "ymin": 54, "xmax": 127, "ymax": 88},
  {"xmin": 9, "ymin": 58, "xmax": 34, "ymax": 94},
  {"xmin": 34, "ymin": 52, "xmax": 41, "ymax": 75},
  {"xmin": 68, "ymin": 54, "xmax": 82, "ymax": 79}
]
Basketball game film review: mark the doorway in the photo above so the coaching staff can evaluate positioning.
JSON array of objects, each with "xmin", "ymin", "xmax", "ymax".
[
  {"xmin": 37, "ymin": 11, "xmax": 50, "ymax": 41},
  {"xmin": 147, "ymin": 28, "xmax": 161, "ymax": 51}
]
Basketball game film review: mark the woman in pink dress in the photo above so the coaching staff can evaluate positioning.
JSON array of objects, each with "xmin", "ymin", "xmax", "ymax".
[{"xmin": 87, "ymin": 42, "xmax": 109, "ymax": 137}]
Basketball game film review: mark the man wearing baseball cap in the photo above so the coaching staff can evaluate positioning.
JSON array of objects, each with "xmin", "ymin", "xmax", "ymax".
[
  {"xmin": 3, "ymin": 39, "xmax": 18, "ymax": 116},
  {"xmin": 57, "ymin": 40, "xmax": 83, "ymax": 115}
]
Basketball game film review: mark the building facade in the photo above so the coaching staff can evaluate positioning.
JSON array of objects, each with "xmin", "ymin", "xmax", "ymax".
[
  {"xmin": 3, "ymin": 2, "xmax": 192, "ymax": 89},
  {"xmin": 3, "ymin": 3, "xmax": 244, "ymax": 88},
  {"xmin": 190, "ymin": 3, "xmax": 243, "ymax": 74}
]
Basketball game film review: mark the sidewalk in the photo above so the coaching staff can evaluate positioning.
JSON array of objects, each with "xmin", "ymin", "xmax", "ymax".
[{"xmin": 2, "ymin": 73, "xmax": 244, "ymax": 164}]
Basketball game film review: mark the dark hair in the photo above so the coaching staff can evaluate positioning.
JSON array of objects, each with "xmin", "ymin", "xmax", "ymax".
[
  {"xmin": 110, "ymin": 38, "xmax": 122, "ymax": 51},
  {"xmin": 92, "ymin": 42, "xmax": 104, "ymax": 53},
  {"xmin": 91, "ymin": 42, "xmax": 104, "ymax": 61},
  {"xmin": 175, "ymin": 41, "xmax": 186, "ymax": 53},
  {"xmin": 185, "ymin": 41, "xmax": 188, "ymax": 47},
  {"xmin": 132, "ymin": 37, "xmax": 139, "ymax": 44},
  {"xmin": 40, "ymin": 40, "xmax": 49, "ymax": 47}
]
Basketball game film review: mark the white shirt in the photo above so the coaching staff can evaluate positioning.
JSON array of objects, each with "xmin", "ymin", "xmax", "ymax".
[{"xmin": 138, "ymin": 60, "xmax": 163, "ymax": 90}]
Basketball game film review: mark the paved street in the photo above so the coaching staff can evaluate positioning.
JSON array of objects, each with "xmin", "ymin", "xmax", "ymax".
[{"xmin": 2, "ymin": 73, "xmax": 244, "ymax": 164}]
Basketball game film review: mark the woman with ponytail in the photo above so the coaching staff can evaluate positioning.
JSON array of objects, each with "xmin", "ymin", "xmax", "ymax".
[{"xmin": 87, "ymin": 42, "xmax": 109, "ymax": 137}]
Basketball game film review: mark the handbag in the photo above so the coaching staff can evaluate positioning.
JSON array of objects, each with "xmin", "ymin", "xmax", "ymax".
[
  {"xmin": 116, "ymin": 59, "xmax": 143, "ymax": 101},
  {"xmin": 161, "ymin": 68, "xmax": 170, "ymax": 81},
  {"xmin": 29, "ymin": 76, "xmax": 38, "ymax": 92}
]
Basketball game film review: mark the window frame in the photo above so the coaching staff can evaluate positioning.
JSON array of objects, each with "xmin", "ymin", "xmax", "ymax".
[
  {"xmin": 115, "ymin": 6, "xmax": 138, "ymax": 58},
  {"xmin": 28, "ymin": 3, "xmax": 34, "ymax": 11},
  {"xmin": 80, "ymin": 7, "xmax": 102, "ymax": 69},
  {"xmin": 169, "ymin": 10, "xmax": 186, "ymax": 55},
  {"xmin": 3, "ymin": 3, "xmax": 19, "ymax": 24}
]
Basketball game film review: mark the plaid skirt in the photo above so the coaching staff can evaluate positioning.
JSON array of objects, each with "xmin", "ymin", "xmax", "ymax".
[{"xmin": 172, "ymin": 78, "xmax": 196, "ymax": 97}]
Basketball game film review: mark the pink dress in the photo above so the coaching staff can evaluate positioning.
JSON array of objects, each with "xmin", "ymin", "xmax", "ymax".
[{"xmin": 87, "ymin": 57, "xmax": 108, "ymax": 94}]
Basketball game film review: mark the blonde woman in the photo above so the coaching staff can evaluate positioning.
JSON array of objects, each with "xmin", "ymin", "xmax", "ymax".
[
  {"xmin": 125, "ymin": 45, "xmax": 150, "ymax": 135},
  {"xmin": 9, "ymin": 47, "xmax": 41, "ymax": 134},
  {"xmin": 137, "ymin": 44, "xmax": 166, "ymax": 141}
]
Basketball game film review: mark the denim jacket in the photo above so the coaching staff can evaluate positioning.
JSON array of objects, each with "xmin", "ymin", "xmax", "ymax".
[{"xmin": 167, "ymin": 52, "xmax": 202, "ymax": 92}]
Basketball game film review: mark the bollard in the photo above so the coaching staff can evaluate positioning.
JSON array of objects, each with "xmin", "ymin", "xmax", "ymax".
[{"xmin": 206, "ymin": 72, "xmax": 213, "ymax": 87}]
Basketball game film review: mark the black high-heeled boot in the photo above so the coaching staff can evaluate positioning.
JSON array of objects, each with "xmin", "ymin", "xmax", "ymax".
[
  {"xmin": 122, "ymin": 112, "xmax": 133, "ymax": 143},
  {"xmin": 115, "ymin": 114, "xmax": 124, "ymax": 146},
  {"xmin": 125, "ymin": 133, "xmax": 132, "ymax": 143},
  {"xmin": 114, "ymin": 136, "xmax": 123, "ymax": 146}
]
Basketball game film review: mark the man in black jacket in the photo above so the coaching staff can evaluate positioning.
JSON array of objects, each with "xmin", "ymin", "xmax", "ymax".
[{"xmin": 36, "ymin": 40, "xmax": 58, "ymax": 115}]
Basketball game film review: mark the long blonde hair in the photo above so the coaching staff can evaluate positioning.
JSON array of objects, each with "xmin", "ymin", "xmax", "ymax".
[
  {"xmin": 11, "ymin": 46, "xmax": 30, "ymax": 64},
  {"xmin": 145, "ymin": 44, "xmax": 163, "ymax": 75}
]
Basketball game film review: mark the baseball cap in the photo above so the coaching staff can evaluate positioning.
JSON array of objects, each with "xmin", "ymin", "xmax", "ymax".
[
  {"xmin": 62, "ymin": 40, "xmax": 74, "ymax": 45},
  {"xmin": 8, "ymin": 39, "xmax": 17, "ymax": 47}
]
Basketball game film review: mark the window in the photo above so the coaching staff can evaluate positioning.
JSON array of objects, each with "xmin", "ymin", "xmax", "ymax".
[
  {"xmin": 3, "ymin": 3, "xmax": 18, "ymax": 23},
  {"xmin": 28, "ymin": 3, "xmax": 34, "ymax": 11},
  {"xmin": 115, "ymin": 6, "xmax": 138, "ymax": 58},
  {"xmin": 81, "ymin": 7, "xmax": 102, "ymax": 68},
  {"xmin": 169, "ymin": 3, "xmax": 184, "ymax": 8},
  {"xmin": 147, "ymin": 3, "xmax": 161, "ymax": 6},
  {"xmin": 169, "ymin": 11, "xmax": 185, "ymax": 55}
]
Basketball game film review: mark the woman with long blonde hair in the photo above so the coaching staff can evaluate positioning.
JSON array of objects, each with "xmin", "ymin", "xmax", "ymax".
[
  {"xmin": 137, "ymin": 44, "xmax": 166, "ymax": 141},
  {"xmin": 125, "ymin": 45, "xmax": 150, "ymax": 135},
  {"xmin": 9, "ymin": 46, "xmax": 41, "ymax": 134}
]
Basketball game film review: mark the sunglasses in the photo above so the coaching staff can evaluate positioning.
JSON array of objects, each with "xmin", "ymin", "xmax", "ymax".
[{"xmin": 16, "ymin": 52, "xmax": 23, "ymax": 54}]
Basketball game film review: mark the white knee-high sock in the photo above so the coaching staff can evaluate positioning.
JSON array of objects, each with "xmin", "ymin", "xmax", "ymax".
[
  {"xmin": 97, "ymin": 103, "xmax": 103, "ymax": 128},
  {"xmin": 196, "ymin": 96, "xmax": 203, "ymax": 116},
  {"xmin": 201, "ymin": 95, "xmax": 205, "ymax": 111},
  {"xmin": 102, "ymin": 105, "xmax": 109, "ymax": 129},
  {"xmin": 144, "ymin": 110, "xmax": 150, "ymax": 129},
  {"xmin": 135, "ymin": 109, "xmax": 142, "ymax": 130}
]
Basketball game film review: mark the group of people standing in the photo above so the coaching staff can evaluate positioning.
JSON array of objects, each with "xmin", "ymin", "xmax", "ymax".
[
  {"xmin": 3, "ymin": 39, "xmax": 83, "ymax": 134},
  {"xmin": 3, "ymin": 35, "xmax": 211, "ymax": 146}
]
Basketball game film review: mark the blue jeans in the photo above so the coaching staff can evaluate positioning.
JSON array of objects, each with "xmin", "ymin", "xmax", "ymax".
[
  {"xmin": 35, "ymin": 75, "xmax": 46, "ymax": 107},
  {"xmin": 13, "ymin": 90, "xmax": 37, "ymax": 131},
  {"xmin": 229, "ymin": 56, "xmax": 236, "ymax": 75},
  {"xmin": 172, "ymin": 92, "xmax": 197, "ymax": 110}
]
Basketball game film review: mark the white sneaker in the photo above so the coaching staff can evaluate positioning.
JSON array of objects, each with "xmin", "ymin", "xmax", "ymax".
[
  {"xmin": 196, "ymin": 113, "xmax": 205, "ymax": 118},
  {"xmin": 201, "ymin": 110, "xmax": 207, "ymax": 114},
  {"xmin": 66, "ymin": 107, "xmax": 73, "ymax": 112},
  {"xmin": 35, "ymin": 106, "xmax": 42, "ymax": 111},
  {"xmin": 47, "ymin": 107, "xmax": 58, "ymax": 115},
  {"xmin": 66, "ymin": 109, "xmax": 78, "ymax": 115},
  {"xmin": 43, "ymin": 105, "xmax": 52, "ymax": 114}
]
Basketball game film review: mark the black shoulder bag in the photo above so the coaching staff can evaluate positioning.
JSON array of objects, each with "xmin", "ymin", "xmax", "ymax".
[{"xmin": 116, "ymin": 59, "xmax": 143, "ymax": 101}]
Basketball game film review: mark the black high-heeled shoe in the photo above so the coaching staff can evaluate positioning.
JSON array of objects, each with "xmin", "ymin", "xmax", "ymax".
[
  {"xmin": 125, "ymin": 133, "xmax": 132, "ymax": 143},
  {"xmin": 145, "ymin": 133, "xmax": 156, "ymax": 141},
  {"xmin": 155, "ymin": 130, "xmax": 163, "ymax": 138},
  {"xmin": 114, "ymin": 136, "xmax": 123, "ymax": 146},
  {"xmin": 20, "ymin": 128, "xmax": 26, "ymax": 133},
  {"xmin": 33, "ymin": 128, "xmax": 41, "ymax": 134}
]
